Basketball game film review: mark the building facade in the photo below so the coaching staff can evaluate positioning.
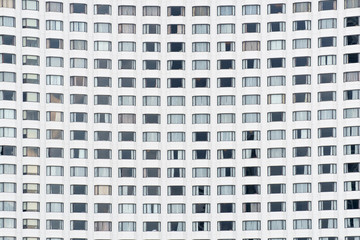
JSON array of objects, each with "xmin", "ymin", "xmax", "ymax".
[{"xmin": 1, "ymin": 0, "xmax": 360, "ymax": 239}]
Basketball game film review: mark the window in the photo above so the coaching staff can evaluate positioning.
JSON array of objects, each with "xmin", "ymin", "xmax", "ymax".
[
  {"xmin": 118, "ymin": 59, "xmax": 136, "ymax": 69},
  {"xmin": 319, "ymin": 182, "xmax": 337, "ymax": 192},
  {"xmin": 94, "ymin": 23, "xmax": 112, "ymax": 33},
  {"xmin": 218, "ymin": 59, "xmax": 235, "ymax": 69},
  {"xmin": 319, "ymin": 219, "xmax": 337, "ymax": 229},
  {"xmin": 293, "ymin": 93, "xmax": 311, "ymax": 103},
  {"xmin": 242, "ymin": 113, "xmax": 260, "ymax": 123},
  {"xmin": 118, "ymin": 168, "xmax": 136, "ymax": 178},
  {"xmin": 118, "ymin": 221, "xmax": 136, "ymax": 231},
  {"xmin": 143, "ymin": 186, "xmax": 161, "ymax": 196},
  {"xmin": 192, "ymin": 168, "xmax": 210, "ymax": 178},
  {"xmin": 143, "ymin": 150, "xmax": 160, "ymax": 160},
  {"xmin": 192, "ymin": 6, "xmax": 210, "ymax": 16},
  {"xmin": 168, "ymin": 6, "xmax": 185, "ymax": 16},
  {"xmin": 71, "ymin": 40, "xmax": 87, "ymax": 50},
  {"xmin": 0, "ymin": 0, "xmax": 15, "ymax": 8},
  {"xmin": 70, "ymin": 3, "xmax": 86, "ymax": 13},
  {"xmin": 243, "ymin": 221, "xmax": 261, "ymax": 231},
  {"xmin": 267, "ymin": 22, "xmax": 286, "ymax": 32},
  {"xmin": 93, "ymin": 113, "xmax": 111, "ymax": 123},
  {"xmin": 218, "ymin": 5, "xmax": 235, "ymax": 15},
  {"xmin": 217, "ymin": 149, "xmax": 235, "ymax": 159},
  {"xmin": 268, "ymin": 4, "xmax": 286, "ymax": 14},
  {"xmin": 167, "ymin": 60, "xmax": 185, "ymax": 70},
  {"xmin": 319, "ymin": 37, "xmax": 337, "ymax": 47},
  {"xmin": 70, "ymin": 22, "xmax": 87, "ymax": 32},
  {"xmin": 168, "ymin": 186, "xmax": 185, "ymax": 196},
  {"xmin": 70, "ymin": 112, "xmax": 87, "ymax": 122},
  {"xmin": 168, "ymin": 114, "xmax": 185, "ymax": 124},
  {"xmin": 319, "ymin": 164, "xmax": 337, "ymax": 174},
  {"xmin": 0, "ymin": 164, "xmax": 16, "ymax": 174},
  {"xmin": 345, "ymin": 53, "xmax": 360, "ymax": 64},
  {"xmin": 167, "ymin": 42, "xmax": 184, "ymax": 52},
  {"xmin": 46, "ymin": 38, "xmax": 63, "ymax": 49},
  {"xmin": 319, "ymin": 200, "xmax": 337, "ymax": 211},
  {"xmin": 242, "ymin": 23, "xmax": 260, "ymax": 33},
  {"xmin": 192, "ymin": 24, "xmax": 210, "ymax": 34},
  {"xmin": 293, "ymin": 129, "xmax": 311, "ymax": 140},
  {"xmin": 167, "ymin": 24, "xmax": 185, "ymax": 34},
  {"xmin": 70, "ymin": 58, "xmax": 87, "ymax": 68},
  {"xmin": 192, "ymin": 60, "xmax": 210, "ymax": 70},
  {"xmin": 217, "ymin": 24, "xmax": 235, "ymax": 34},
  {"xmin": 293, "ymin": 20, "xmax": 311, "ymax": 30},
  {"xmin": 22, "ymin": 18, "xmax": 39, "ymax": 29},
  {"xmin": 318, "ymin": 55, "xmax": 336, "ymax": 65},
  {"xmin": 46, "ymin": 57, "xmax": 63, "ymax": 67},
  {"xmin": 118, "ymin": 5, "xmax": 135, "ymax": 15},
  {"xmin": 344, "ymin": 127, "xmax": 360, "ymax": 137},
  {"xmin": 119, "ymin": 78, "xmax": 135, "ymax": 87},
  {"xmin": 319, "ymin": 18, "xmax": 337, "ymax": 29},
  {"xmin": 0, "ymin": 218, "xmax": 16, "ymax": 228},
  {"xmin": 143, "ymin": 24, "xmax": 160, "ymax": 34},
  {"xmin": 242, "ymin": 59, "xmax": 260, "ymax": 69},
  {"xmin": 293, "ymin": 183, "xmax": 311, "ymax": 193},
  {"xmin": 293, "ymin": 2, "xmax": 311, "ymax": 12},
  {"xmin": 167, "ymin": 78, "xmax": 184, "ymax": 88},
  {"xmin": 319, "ymin": 0, "xmax": 337, "ymax": 10},
  {"xmin": 118, "ymin": 24, "xmax": 136, "ymax": 34},
  {"xmin": 268, "ymin": 166, "xmax": 286, "ymax": 176},
  {"xmin": 143, "ymin": 78, "xmax": 160, "ymax": 88},
  {"xmin": 46, "ymin": 184, "xmax": 63, "ymax": 194},
  {"xmin": 293, "ymin": 147, "xmax": 311, "ymax": 157},
  {"xmin": 243, "ymin": 167, "xmax": 260, "ymax": 177},
  {"xmin": 293, "ymin": 39, "xmax": 311, "ymax": 49},
  {"xmin": 0, "ymin": 16, "xmax": 15, "ymax": 27},
  {"xmin": 345, "ymin": 17, "xmax": 360, "ymax": 27},
  {"xmin": 242, "ymin": 95, "xmax": 260, "ymax": 105},
  {"xmin": 94, "ymin": 4, "xmax": 111, "ymax": 15},
  {"xmin": 0, "ymin": 72, "xmax": 16, "ymax": 82},
  {"xmin": 46, "ymin": 202, "xmax": 64, "ymax": 213},
  {"xmin": 268, "ymin": 184, "xmax": 286, "ymax": 194},
  {"xmin": 268, "ymin": 112, "xmax": 286, "ymax": 122},
  {"xmin": 117, "ymin": 41, "xmax": 135, "ymax": 52},
  {"xmin": 293, "ymin": 219, "xmax": 312, "ymax": 229},
  {"xmin": 217, "ymin": 78, "xmax": 235, "ymax": 88},
  {"xmin": 0, "ymin": 35, "xmax": 15, "ymax": 46},
  {"xmin": 243, "ymin": 5, "xmax": 260, "ymax": 15},
  {"xmin": 193, "ymin": 78, "xmax": 210, "ymax": 88},
  {"xmin": 46, "ymin": 166, "xmax": 63, "ymax": 176},
  {"xmin": 168, "ymin": 168, "xmax": 185, "ymax": 178},
  {"xmin": 345, "ymin": 218, "xmax": 360, "ymax": 228},
  {"xmin": 268, "ymin": 220, "xmax": 286, "ymax": 230},
  {"xmin": 193, "ymin": 132, "xmax": 210, "ymax": 142},
  {"xmin": 242, "ymin": 41, "xmax": 260, "ymax": 51},
  {"xmin": 143, "ymin": 168, "xmax": 160, "ymax": 178},
  {"xmin": 167, "ymin": 132, "xmax": 185, "ymax": 142},
  {"xmin": 143, "ymin": 6, "xmax": 160, "ymax": 16},
  {"xmin": 267, "ymin": 40, "xmax": 286, "ymax": 51},
  {"xmin": 192, "ymin": 203, "xmax": 210, "ymax": 214},
  {"xmin": 46, "ymin": 20, "xmax": 63, "ymax": 30},
  {"xmin": 318, "ymin": 109, "xmax": 336, "ymax": 120},
  {"xmin": 0, "ymin": 53, "xmax": 15, "ymax": 64},
  {"xmin": 268, "ymin": 58, "xmax": 285, "ymax": 68},
  {"xmin": 192, "ymin": 42, "xmax": 209, "ymax": 52},
  {"xmin": 345, "ymin": 0, "xmax": 360, "ymax": 8},
  {"xmin": 345, "ymin": 35, "xmax": 360, "ymax": 46},
  {"xmin": 118, "ymin": 186, "xmax": 136, "ymax": 196},
  {"xmin": 268, "ymin": 202, "xmax": 286, "ymax": 212},
  {"xmin": 143, "ymin": 60, "xmax": 160, "ymax": 70}
]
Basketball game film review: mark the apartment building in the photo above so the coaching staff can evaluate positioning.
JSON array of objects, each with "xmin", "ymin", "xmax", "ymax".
[{"xmin": 1, "ymin": 0, "xmax": 360, "ymax": 239}]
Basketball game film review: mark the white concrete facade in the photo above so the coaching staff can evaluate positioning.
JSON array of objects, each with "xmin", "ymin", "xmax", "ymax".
[{"xmin": 0, "ymin": 0, "xmax": 360, "ymax": 239}]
